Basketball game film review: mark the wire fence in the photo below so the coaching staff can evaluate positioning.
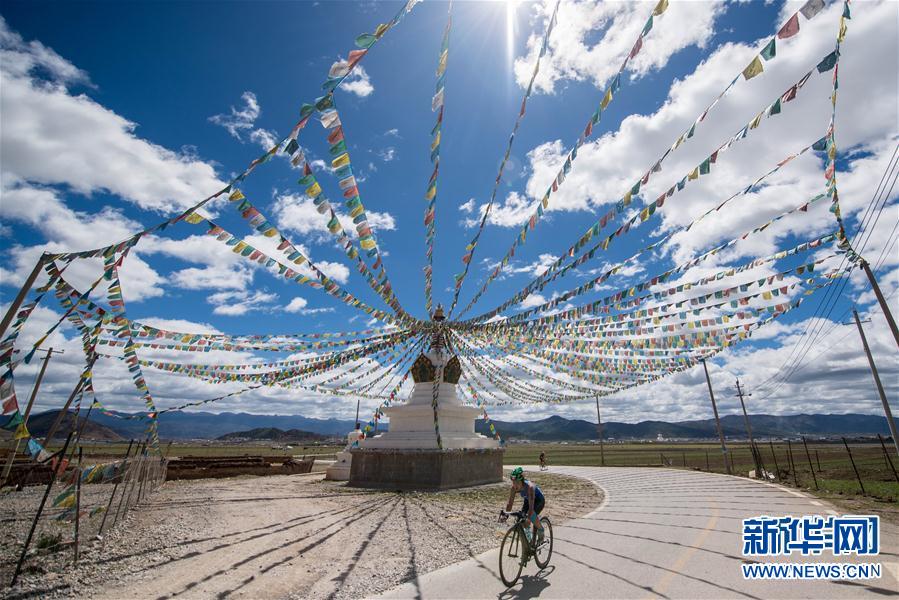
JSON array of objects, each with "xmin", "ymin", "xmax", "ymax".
[
  {"xmin": 0, "ymin": 438, "xmax": 167, "ymax": 586},
  {"xmin": 506, "ymin": 437, "xmax": 899, "ymax": 502}
]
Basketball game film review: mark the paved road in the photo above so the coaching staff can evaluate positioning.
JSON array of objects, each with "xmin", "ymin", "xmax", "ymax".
[{"xmin": 380, "ymin": 466, "xmax": 899, "ymax": 599}]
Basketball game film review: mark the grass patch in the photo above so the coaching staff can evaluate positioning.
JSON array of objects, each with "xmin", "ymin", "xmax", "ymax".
[{"xmin": 35, "ymin": 532, "xmax": 63, "ymax": 553}]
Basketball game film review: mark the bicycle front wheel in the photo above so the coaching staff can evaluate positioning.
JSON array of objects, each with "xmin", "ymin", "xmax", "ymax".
[
  {"xmin": 534, "ymin": 516, "xmax": 553, "ymax": 568},
  {"xmin": 499, "ymin": 525, "xmax": 525, "ymax": 587}
]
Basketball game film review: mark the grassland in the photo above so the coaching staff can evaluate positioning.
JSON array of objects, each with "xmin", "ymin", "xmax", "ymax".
[
  {"xmin": 65, "ymin": 438, "xmax": 897, "ymax": 520},
  {"xmin": 504, "ymin": 441, "xmax": 899, "ymax": 521},
  {"xmin": 71, "ymin": 441, "xmax": 343, "ymax": 460}
]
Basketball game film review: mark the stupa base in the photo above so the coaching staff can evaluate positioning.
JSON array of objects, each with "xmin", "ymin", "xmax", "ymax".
[
  {"xmin": 348, "ymin": 447, "xmax": 505, "ymax": 490},
  {"xmin": 324, "ymin": 450, "xmax": 352, "ymax": 481}
]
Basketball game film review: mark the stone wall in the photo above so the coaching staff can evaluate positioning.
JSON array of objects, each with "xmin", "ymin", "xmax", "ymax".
[{"xmin": 348, "ymin": 448, "xmax": 504, "ymax": 490}]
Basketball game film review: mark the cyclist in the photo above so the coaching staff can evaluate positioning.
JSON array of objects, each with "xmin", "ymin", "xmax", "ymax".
[
  {"xmin": 504, "ymin": 467, "xmax": 545, "ymax": 555},
  {"xmin": 539, "ymin": 451, "xmax": 546, "ymax": 470}
]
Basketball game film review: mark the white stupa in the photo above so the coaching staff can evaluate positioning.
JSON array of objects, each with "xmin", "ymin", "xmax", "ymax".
[
  {"xmin": 324, "ymin": 426, "xmax": 363, "ymax": 481},
  {"xmin": 350, "ymin": 305, "xmax": 503, "ymax": 490},
  {"xmin": 360, "ymin": 347, "xmax": 498, "ymax": 450}
]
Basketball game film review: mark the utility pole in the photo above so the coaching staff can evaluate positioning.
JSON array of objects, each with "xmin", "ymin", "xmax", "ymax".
[
  {"xmin": 735, "ymin": 379, "xmax": 761, "ymax": 477},
  {"xmin": 43, "ymin": 355, "xmax": 96, "ymax": 445},
  {"xmin": 0, "ymin": 253, "xmax": 48, "ymax": 341},
  {"xmin": 848, "ymin": 309, "xmax": 899, "ymax": 458},
  {"xmin": 859, "ymin": 258, "xmax": 899, "ymax": 349},
  {"xmin": 701, "ymin": 358, "xmax": 731, "ymax": 474},
  {"xmin": 595, "ymin": 396, "xmax": 605, "ymax": 466},
  {"xmin": 1, "ymin": 347, "xmax": 63, "ymax": 486},
  {"xmin": 43, "ymin": 377, "xmax": 87, "ymax": 445}
]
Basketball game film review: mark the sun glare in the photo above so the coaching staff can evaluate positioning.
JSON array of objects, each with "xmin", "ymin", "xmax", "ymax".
[{"xmin": 506, "ymin": 0, "xmax": 519, "ymax": 65}]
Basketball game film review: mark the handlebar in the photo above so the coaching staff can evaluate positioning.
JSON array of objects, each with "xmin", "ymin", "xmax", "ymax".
[{"xmin": 498, "ymin": 510, "xmax": 526, "ymax": 522}]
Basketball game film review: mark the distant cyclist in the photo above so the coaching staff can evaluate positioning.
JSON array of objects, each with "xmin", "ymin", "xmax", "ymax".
[
  {"xmin": 539, "ymin": 451, "xmax": 547, "ymax": 470},
  {"xmin": 504, "ymin": 467, "xmax": 545, "ymax": 548}
]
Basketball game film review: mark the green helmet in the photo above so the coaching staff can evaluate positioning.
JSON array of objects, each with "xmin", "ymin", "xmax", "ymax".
[{"xmin": 510, "ymin": 467, "xmax": 524, "ymax": 481}]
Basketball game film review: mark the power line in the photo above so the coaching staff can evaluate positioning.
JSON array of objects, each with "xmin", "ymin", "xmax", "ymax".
[{"xmin": 752, "ymin": 144, "xmax": 899, "ymax": 397}]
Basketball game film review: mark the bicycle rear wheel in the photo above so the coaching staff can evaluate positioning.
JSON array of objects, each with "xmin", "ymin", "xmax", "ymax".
[
  {"xmin": 499, "ymin": 525, "xmax": 525, "ymax": 587},
  {"xmin": 534, "ymin": 516, "xmax": 553, "ymax": 568}
]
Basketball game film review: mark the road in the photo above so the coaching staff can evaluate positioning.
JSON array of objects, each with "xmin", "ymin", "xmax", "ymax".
[{"xmin": 379, "ymin": 466, "xmax": 899, "ymax": 599}]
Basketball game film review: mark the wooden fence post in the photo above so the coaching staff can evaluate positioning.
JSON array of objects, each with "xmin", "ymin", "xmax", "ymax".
[
  {"xmin": 97, "ymin": 440, "xmax": 134, "ymax": 537},
  {"xmin": 786, "ymin": 440, "xmax": 798, "ymax": 486},
  {"xmin": 11, "ymin": 431, "xmax": 74, "ymax": 587},
  {"xmin": 769, "ymin": 440, "xmax": 781, "ymax": 478},
  {"xmin": 113, "ymin": 441, "xmax": 145, "ymax": 528},
  {"xmin": 74, "ymin": 447, "xmax": 82, "ymax": 564},
  {"xmin": 841, "ymin": 437, "xmax": 866, "ymax": 495},
  {"xmin": 877, "ymin": 434, "xmax": 899, "ymax": 483},
  {"xmin": 801, "ymin": 437, "xmax": 818, "ymax": 490}
]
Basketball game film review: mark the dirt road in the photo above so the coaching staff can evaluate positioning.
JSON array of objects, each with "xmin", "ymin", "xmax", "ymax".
[{"xmin": 3, "ymin": 470, "xmax": 598, "ymax": 599}]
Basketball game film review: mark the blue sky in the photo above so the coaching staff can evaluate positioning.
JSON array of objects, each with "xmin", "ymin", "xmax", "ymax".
[{"xmin": 1, "ymin": 0, "xmax": 896, "ymax": 424}]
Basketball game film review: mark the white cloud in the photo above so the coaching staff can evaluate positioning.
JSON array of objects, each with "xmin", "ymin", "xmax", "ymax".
[
  {"xmin": 242, "ymin": 232, "xmax": 351, "ymax": 286},
  {"xmin": 384, "ymin": 128, "xmax": 400, "ymax": 138},
  {"xmin": 284, "ymin": 297, "xmax": 335, "ymax": 315},
  {"xmin": 515, "ymin": 0, "xmax": 726, "ymax": 95},
  {"xmin": 249, "ymin": 127, "xmax": 278, "ymax": 150},
  {"xmin": 168, "ymin": 264, "xmax": 254, "ymax": 291},
  {"xmin": 1, "ymin": 178, "xmax": 142, "ymax": 250},
  {"xmin": 0, "ymin": 19, "xmax": 88, "ymax": 86},
  {"xmin": 284, "ymin": 297, "xmax": 309, "ymax": 313},
  {"xmin": 461, "ymin": 0, "xmax": 899, "ymax": 424},
  {"xmin": 513, "ymin": 253, "xmax": 559, "ymax": 278},
  {"xmin": 314, "ymin": 261, "xmax": 351, "ymax": 285},
  {"xmin": 342, "ymin": 65, "xmax": 374, "ymax": 97},
  {"xmin": 272, "ymin": 194, "xmax": 331, "ymax": 237},
  {"xmin": 0, "ymin": 18, "xmax": 225, "ymax": 215},
  {"xmin": 209, "ymin": 92, "xmax": 287, "ymax": 155},
  {"xmin": 466, "ymin": 190, "xmax": 534, "ymax": 228},
  {"xmin": 272, "ymin": 193, "xmax": 396, "ymax": 240},
  {"xmin": 490, "ymin": 0, "xmax": 898, "ymax": 266},
  {"xmin": 141, "ymin": 234, "xmax": 254, "ymax": 291},
  {"xmin": 518, "ymin": 293, "xmax": 547, "ymax": 309},
  {"xmin": 0, "ymin": 178, "xmax": 168, "ymax": 301},
  {"xmin": 208, "ymin": 289, "xmax": 278, "ymax": 316},
  {"xmin": 208, "ymin": 90, "xmax": 261, "ymax": 140},
  {"xmin": 377, "ymin": 147, "xmax": 396, "ymax": 162},
  {"xmin": 309, "ymin": 159, "xmax": 330, "ymax": 172},
  {"xmin": 487, "ymin": 253, "xmax": 560, "ymax": 281},
  {"xmin": 459, "ymin": 198, "xmax": 475, "ymax": 214},
  {"xmin": 1, "ymin": 7, "xmax": 895, "ymax": 424},
  {"xmin": 137, "ymin": 317, "xmax": 223, "ymax": 335},
  {"xmin": 116, "ymin": 253, "xmax": 167, "ymax": 302}
]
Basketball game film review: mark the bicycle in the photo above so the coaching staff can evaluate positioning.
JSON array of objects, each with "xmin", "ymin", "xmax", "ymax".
[{"xmin": 497, "ymin": 510, "xmax": 554, "ymax": 587}]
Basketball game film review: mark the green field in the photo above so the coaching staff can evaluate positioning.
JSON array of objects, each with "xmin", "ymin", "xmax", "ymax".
[
  {"xmin": 503, "ymin": 441, "xmax": 899, "ymax": 505},
  {"xmin": 64, "ymin": 439, "xmax": 898, "ymax": 516},
  {"xmin": 67, "ymin": 441, "xmax": 343, "ymax": 461}
]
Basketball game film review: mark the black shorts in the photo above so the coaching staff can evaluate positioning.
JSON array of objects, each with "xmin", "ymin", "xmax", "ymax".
[{"xmin": 522, "ymin": 497, "xmax": 545, "ymax": 515}]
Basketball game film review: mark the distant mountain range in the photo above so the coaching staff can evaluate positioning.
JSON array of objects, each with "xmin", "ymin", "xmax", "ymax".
[
  {"xmin": 25, "ymin": 410, "xmax": 892, "ymax": 442},
  {"xmin": 216, "ymin": 427, "xmax": 328, "ymax": 442},
  {"xmin": 26, "ymin": 410, "xmax": 124, "ymax": 441},
  {"xmin": 475, "ymin": 414, "xmax": 892, "ymax": 441},
  {"xmin": 85, "ymin": 410, "xmax": 359, "ymax": 440}
]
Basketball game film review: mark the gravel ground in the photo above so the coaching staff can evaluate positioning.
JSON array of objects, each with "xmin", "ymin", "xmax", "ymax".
[{"xmin": 0, "ymin": 469, "xmax": 600, "ymax": 599}]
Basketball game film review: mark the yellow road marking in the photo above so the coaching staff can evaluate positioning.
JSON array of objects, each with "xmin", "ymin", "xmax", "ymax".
[{"xmin": 648, "ymin": 502, "xmax": 720, "ymax": 598}]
